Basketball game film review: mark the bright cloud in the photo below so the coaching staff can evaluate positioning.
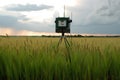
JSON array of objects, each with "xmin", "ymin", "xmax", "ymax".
[{"xmin": 5, "ymin": 4, "xmax": 53, "ymax": 11}]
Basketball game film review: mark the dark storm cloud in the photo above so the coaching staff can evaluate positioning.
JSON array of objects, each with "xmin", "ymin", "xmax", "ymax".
[{"xmin": 5, "ymin": 4, "xmax": 53, "ymax": 11}]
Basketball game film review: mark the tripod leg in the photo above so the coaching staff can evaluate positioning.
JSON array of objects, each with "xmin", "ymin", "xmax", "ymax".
[
  {"xmin": 64, "ymin": 38, "xmax": 71, "ymax": 63},
  {"xmin": 64, "ymin": 37, "xmax": 70, "ymax": 47},
  {"xmin": 57, "ymin": 37, "xmax": 63, "ymax": 48}
]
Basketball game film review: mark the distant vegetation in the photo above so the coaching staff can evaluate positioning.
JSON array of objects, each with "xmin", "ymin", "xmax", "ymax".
[
  {"xmin": 41, "ymin": 34, "xmax": 120, "ymax": 37},
  {"xmin": 0, "ymin": 37, "xmax": 120, "ymax": 80},
  {"xmin": 0, "ymin": 33, "xmax": 120, "ymax": 37}
]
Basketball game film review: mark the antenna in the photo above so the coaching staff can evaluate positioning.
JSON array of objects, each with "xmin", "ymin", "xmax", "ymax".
[
  {"xmin": 71, "ymin": 12, "xmax": 72, "ymax": 19},
  {"xmin": 64, "ymin": 5, "xmax": 65, "ymax": 17}
]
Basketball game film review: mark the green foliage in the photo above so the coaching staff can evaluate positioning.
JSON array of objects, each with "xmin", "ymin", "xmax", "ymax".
[{"xmin": 0, "ymin": 37, "xmax": 120, "ymax": 80}]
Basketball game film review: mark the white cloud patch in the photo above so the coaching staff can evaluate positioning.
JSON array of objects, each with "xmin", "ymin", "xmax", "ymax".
[{"xmin": 5, "ymin": 4, "xmax": 53, "ymax": 11}]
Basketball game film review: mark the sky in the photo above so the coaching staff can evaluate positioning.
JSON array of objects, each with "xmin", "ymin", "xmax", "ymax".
[{"xmin": 0, "ymin": 0, "xmax": 120, "ymax": 35}]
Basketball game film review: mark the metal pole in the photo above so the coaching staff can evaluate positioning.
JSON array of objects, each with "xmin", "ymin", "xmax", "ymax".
[{"xmin": 64, "ymin": 5, "xmax": 65, "ymax": 17}]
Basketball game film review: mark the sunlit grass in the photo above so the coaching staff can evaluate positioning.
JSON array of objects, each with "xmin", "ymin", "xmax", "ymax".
[{"xmin": 0, "ymin": 37, "xmax": 120, "ymax": 80}]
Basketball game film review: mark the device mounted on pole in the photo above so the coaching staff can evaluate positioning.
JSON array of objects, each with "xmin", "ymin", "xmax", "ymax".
[
  {"xmin": 55, "ymin": 5, "xmax": 72, "ymax": 63},
  {"xmin": 55, "ymin": 17, "xmax": 72, "ymax": 34}
]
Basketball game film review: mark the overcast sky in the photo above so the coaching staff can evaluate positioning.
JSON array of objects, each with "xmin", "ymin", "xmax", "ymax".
[{"xmin": 0, "ymin": 0, "xmax": 120, "ymax": 35}]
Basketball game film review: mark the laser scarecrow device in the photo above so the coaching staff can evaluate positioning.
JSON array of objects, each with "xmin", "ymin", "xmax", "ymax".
[{"xmin": 55, "ymin": 17, "xmax": 72, "ymax": 35}]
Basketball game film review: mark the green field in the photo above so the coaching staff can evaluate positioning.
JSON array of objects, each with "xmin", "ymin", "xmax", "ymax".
[{"xmin": 0, "ymin": 37, "xmax": 120, "ymax": 80}]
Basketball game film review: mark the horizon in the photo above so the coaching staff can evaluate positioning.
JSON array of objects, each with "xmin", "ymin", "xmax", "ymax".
[{"xmin": 0, "ymin": 31, "xmax": 120, "ymax": 37}]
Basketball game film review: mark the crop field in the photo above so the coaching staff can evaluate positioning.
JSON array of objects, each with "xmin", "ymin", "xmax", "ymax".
[{"xmin": 0, "ymin": 37, "xmax": 120, "ymax": 80}]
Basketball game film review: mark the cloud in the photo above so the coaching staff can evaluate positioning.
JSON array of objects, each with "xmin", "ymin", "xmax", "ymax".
[
  {"xmin": 0, "ymin": 15, "xmax": 18, "ymax": 26},
  {"xmin": 90, "ymin": 1, "xmax": 120, "ymax": 24},
  {"xmin": 67, "ymin": 0, "xmax": 120, "ymax": 25},
  {"xmin": 0, "ymin": 13, "xmax": 54, "ymax": 32},
  {"xmin": 0, "ymin": 13, "xmax": 29, "ymax": 28},
  {"xmin": 66, "ymin": 0, "xmax": 120, "ymax": 34},
  {"xmin": 5, "ymin": 4, "xmax": 53, "ymax": 11}
]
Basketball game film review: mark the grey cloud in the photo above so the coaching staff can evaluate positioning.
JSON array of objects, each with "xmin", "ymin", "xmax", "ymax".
[
  {"xmin": 96, "ymin": 6, "xmax": 109, "ymax": 14},
  {"xmin": 96, "ymin": 6, "xmax": 114, "ymax": 17},
  {"xmin": 65, "ymin": 0, "xmax": 120, "ymax": 34},
  {"xmin": 0, "ymin": 14, "xmax": 28, "ymax": 27},
  {"xmin": 5, "ymin": 4, "xmax": 53, "ymax": 11},
  {"xmin": 68, "ymin": 0, "xmax": 120, "ymax": 25},
  {"xmin": 0, "ymin": 14, "xmax": 54, "ymax": 32},
  {"xmin": 99, "ymin": 0, "xmax": 120, "ymax": 16},
  {"xmin": 0, "ymin": 15, "xmax": 18, "ymax": 26},
  {"xmin": 108, "ymin": 0, "xmax": 111, "ymax": 7},
  {"xmin": 84, "ymin": 0, "xmax": 120, "ymax": 25},
  {"xmin": 71, "ymin": 23, "xmax": 120, "ymax": 34}
]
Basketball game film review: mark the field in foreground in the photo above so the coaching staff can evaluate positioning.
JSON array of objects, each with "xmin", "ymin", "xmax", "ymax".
[{"xmin": 0, "ymin": 37, "xmax": 120, "ymax": 80}]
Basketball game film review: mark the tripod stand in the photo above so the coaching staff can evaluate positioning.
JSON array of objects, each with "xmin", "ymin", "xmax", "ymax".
[
  {"xmin": 57, "ymin": 33, "xmax": 70, "ymax": 48},
  {"xmin": 57, "ymin": 32, "xmax": 71, "ymax": 63}
]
